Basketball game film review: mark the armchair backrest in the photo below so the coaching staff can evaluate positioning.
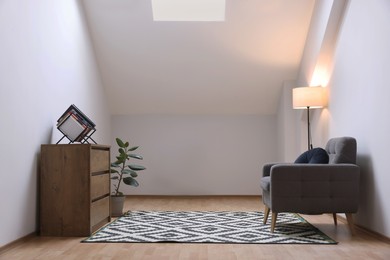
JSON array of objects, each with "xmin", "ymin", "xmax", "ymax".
[{"xmin": 325, "ymin": 137, "xmax": 357, "ymax": 164}]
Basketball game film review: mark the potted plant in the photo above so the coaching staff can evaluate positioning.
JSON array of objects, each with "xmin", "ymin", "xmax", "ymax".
[{"xmin": 110, "ymin": 137, "xmax": 146, "ymax": 216}]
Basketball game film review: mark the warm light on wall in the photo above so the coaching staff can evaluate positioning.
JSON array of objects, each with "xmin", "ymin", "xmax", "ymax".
[{"xmin": 310, "ymin": 65, "xmax": 329, "ymax": 86}]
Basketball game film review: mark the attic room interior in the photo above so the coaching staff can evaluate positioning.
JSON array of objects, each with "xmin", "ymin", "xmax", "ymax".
[{"xmin": 0, "ymin": 0, "xmax": 389, "ymax": 258}]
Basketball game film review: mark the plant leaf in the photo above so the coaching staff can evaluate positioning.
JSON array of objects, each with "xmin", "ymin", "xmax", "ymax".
[
  {"xmin": 123, "ymin": 177, "xmax": 139, "ymax": 187},
  {"xmin": 118, "ymin": 148, "xmax": 127, "ymax": 158},
  {"xmin": 130, "ymin": 172, "xmax": 138, "ymax": 177},
  {"xmin": 125, "ymin": 169, "xmax": 137, "ymax": 175},
  {"xmin": 117, "ymin": 154, "xmax": 126, "ymax": 162},
  {"xmin": 128, "ymin": 146, "xmax": 139, "ymax": 151},
  {"xmin": 116, "ymin": 155, "xmax": 124, "ymax": 162},
  {"xmin": 110, "ymin": 169, "xmax": 119, "ymax": 173},
  {"xmin": 124, "ymin": 142, "xmax": 129, "ymax": 147},
  {"xmin": 128, "ymin": 154, "xmax": 143, "ymax": 160},
  {"xmin": 111, "ymin": 176, "xmax": 119, "ymax": 180},
  {"xmin": 122, "ymin": 169, "xmax": 132, "ymax": 174},
  {"xmin": 111, "ymin": 162, "xmax": 120, "ymax": 167},
  {"xmin": 116, "ymin": 138, "xmax": 126, "ymax": 148},
  {"xmin": 129, "ymin": 165, "xmax": 146, "ymax": 171}
]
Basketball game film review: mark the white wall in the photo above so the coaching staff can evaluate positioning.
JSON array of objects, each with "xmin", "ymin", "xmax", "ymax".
[
  {"xmin": 0, "ymin": 0, "xmax": 111, "ymax": 247},
  {"xmin": 276, "ymin": 81, "xmax": 299, "ymax": 162},
  {"xmin": 281, "ymin": 0, "xmax": 390, "ymax": 238},
  {"xmin": 112, "ymin": 115, "xmax": 276, "ymax": 195},
  {"xmin": 327, "ymin": 0, "xmax": 390, "ymax": 237},
  {"xmin": 277, "ymin": 0, "xmax": 336, "ymax": 160},
  {"xmin": 293, "ymin": 0, "xmax": 346, "ymax": 153}
]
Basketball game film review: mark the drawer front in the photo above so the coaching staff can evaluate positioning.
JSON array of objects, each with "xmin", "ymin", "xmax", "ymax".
[
  {"xmin": 91, "ymin": 196, "xmax": 110, "ymax": 227},
  {"xmin": 91, "ymin": 174, "xmax": 110, "ymax": 200},
  {"xmin": 91, "ymin": 149, "xmax": 110, "ymax": 173}
]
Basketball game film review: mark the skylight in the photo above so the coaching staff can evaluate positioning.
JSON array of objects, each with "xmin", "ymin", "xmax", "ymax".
[{"xmin": 151, "ymin": 0, "xmax": 225, "ymax": 21}]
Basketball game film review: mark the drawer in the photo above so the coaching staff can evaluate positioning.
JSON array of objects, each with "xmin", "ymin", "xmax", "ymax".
[
  {"xmin": 91, "ymin": 148, "xmax": 109, "ymax": 173},
  {"xmin": 91, "ymin": 174, "xmax": 110, "ymax": 200},
  {"xmin": 91, "ymin": 196, "xmax": 110, "ymax": 227}
]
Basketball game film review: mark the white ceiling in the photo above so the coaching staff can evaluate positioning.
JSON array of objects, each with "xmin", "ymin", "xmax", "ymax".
[{"xmin": 82, "ymin": 0, "xmax": 315, "ymax": 115}]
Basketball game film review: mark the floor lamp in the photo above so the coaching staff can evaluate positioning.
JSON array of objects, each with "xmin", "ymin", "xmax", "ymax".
[{"xmin": 292, "ymin": 86, "xmax": 327, "ymax": 150}]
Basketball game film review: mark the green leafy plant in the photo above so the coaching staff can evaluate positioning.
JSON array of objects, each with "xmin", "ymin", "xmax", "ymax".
[{"xmin": 110, "ymin": 138, "xmax": 146, "ymax": 196}]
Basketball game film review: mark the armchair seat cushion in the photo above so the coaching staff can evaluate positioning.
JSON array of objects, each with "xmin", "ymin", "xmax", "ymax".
[
  {"xmin": 261, "ymin": 176, "xmax": 270, "ymax": 191},
  {"xmin": 294, "ymin": 147, "xmax": 329, "ymax": 164}
]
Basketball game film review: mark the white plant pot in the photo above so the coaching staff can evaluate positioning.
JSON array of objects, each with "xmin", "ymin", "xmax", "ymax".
[{"xmin": 111, "ymin": 196, "xmax": 125, "ymax": 217}]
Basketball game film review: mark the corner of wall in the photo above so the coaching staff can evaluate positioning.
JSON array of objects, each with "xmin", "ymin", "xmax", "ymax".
[{"xmin": 276, "ymin": 80, "xmax": 298, "ymax": 162}]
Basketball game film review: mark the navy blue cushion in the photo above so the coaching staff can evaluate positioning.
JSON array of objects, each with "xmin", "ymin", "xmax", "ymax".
[{"xmin": 294, "ymin": 148, "xmax": 329, "ymax": 164}]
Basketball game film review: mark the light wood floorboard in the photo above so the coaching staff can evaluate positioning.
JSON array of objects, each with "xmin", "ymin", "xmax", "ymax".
[{"xmin": 1, "ymin": 196, "xmax": 389, "ymax": 260}]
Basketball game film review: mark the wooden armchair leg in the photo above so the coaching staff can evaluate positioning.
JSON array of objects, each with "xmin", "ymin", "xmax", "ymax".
[
  {"xmin": 333, "ymin": 213, "xmax": 337, "ymax": 226},
  {"xmin": 345, "ymin": 213, "xmax": 356, "ymax": 235},
  {"xmin": 271, "ymin": 212, "xmax": 278, "ymax": 233},
  {"xmin": 263, "ymin": 206, "xmax": 270, "ymax": 224}
]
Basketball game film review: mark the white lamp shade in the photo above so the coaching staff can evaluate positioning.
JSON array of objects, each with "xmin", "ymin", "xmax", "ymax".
[{"xmin": 292, "ymin": 86, "xmax": 327, "ymax": 109}]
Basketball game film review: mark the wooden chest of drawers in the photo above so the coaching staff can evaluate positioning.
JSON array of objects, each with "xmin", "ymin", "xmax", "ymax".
[{"xmin": 40, "ymin": 144, "xmax": 111, "ymax": 236}]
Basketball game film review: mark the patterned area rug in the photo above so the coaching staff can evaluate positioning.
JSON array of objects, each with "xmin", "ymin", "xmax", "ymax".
[{"xmin": 83, "ymin": 211, "xmax": 337, "ymax": 244}]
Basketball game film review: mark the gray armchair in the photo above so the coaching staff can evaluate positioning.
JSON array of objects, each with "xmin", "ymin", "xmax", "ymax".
[{"xmin": 261, "ymin": 137, "xmax": 360, "ymax": 233}]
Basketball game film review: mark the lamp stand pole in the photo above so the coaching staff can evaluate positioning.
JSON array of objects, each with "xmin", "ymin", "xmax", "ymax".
[{"xmin": 307, "ymin": 106, "xmax": 312, "ymax": 150}]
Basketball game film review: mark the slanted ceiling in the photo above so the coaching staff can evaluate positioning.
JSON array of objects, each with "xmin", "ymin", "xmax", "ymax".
[{"xmin": 82, "ymin": 0, "xmax": 315, "ymax": 115}]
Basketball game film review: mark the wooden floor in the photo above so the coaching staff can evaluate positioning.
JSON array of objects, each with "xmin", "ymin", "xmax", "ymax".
[{"xmin": 1, "ymin": 196, "xmax": 389, "ymax": 260}]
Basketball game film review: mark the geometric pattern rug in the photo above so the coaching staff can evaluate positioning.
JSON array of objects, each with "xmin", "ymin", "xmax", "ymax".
[{"xmin": 82, "ymin": 211, "xmax": 337, "ymax": 244}]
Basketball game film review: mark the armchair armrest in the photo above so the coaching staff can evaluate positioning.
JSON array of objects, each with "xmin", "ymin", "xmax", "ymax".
[{"xmin": 263, "ymin": 163, "xmax": 279, "ymax": 177}]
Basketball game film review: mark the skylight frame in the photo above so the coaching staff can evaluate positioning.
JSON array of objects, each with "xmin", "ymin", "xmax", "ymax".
[{"xmin": 151, "ymin": 0, "xmax": 226, "ymax": 22}]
